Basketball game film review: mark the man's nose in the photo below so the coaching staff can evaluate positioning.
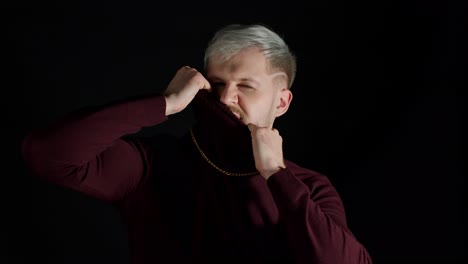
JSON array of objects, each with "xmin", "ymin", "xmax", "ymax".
[{"xmin": 218, "ymin": 84, "xmax": 238, "ymax": 105}]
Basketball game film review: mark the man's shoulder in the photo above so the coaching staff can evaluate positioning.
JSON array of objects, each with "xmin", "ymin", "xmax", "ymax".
[{"xmin": 284, "ymin": 159, "xmax": 323, "ymax": 176}]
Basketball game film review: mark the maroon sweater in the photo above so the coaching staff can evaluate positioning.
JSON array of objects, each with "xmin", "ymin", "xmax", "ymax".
[{"xmin": 21, "ymin": 90, "xmax": 372, "ymax": 264}]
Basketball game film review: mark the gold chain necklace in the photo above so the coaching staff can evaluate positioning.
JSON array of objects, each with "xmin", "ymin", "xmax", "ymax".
[{"xmin": 189, "ymin": 128, "xmax": 258, "ymax": 176}]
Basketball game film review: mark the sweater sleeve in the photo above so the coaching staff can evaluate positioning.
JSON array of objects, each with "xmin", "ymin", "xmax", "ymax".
[
  {"xmin": 21, "ymin": 94, "xmax": 168, "ymax": 203},
  {"xmin": 266, "ymin": 163, "xmax": 373, "ymax": 264}
]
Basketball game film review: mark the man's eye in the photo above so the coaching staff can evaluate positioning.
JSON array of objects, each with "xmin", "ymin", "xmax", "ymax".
[
  {"xmin": 239, "ymin": 84, "xmax": 254, "ymax": 89},
  {"xmin": 212, "ymin": 82, "xmax": 225, "ymax": 88}
]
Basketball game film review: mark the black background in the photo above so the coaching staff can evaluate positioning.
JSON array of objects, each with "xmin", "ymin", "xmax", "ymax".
[{"xmin": 6, "ymin": 0, "xmax": 465, "ymax": 263}]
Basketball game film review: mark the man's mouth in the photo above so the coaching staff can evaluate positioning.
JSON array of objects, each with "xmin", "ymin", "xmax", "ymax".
[
  {"xmin": 225, "ymin": 105, "xmax": 241, "ymax": 119},
  {"xmin": 231, "ymin": 111, "xmax": 241, "ymax": 120}
]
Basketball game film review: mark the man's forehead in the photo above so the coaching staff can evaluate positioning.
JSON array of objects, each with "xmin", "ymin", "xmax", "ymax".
[
  {"xmin": 207, "ymin": 74, "xmax": 261, "ymax": 84},
  {"xmin": 207, "ymin": 71, "xmax": 286, "ymax": 83}
]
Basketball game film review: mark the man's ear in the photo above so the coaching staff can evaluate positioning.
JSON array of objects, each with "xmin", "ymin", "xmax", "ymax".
[{"xmin": 276, "ymin": 88, "xmax": 293, "ymax": 117}]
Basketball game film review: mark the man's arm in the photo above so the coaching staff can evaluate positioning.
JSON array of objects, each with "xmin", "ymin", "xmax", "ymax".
[
  {"xmin": 22, "ymin": 66, "xmax": 211, "ymax": 203},
  {"xmin": 21, "ymin": 94, "xmax": 168, "ymax": 202},
  {"xmin": 267, "ymin": 164, "xmax": 373, "ymax": 264},
  {"xmin": 22, "ymin": 65, "xmax": 212, "ymax": 204},
  {"xmin": 247, "ymin": 123, "xmax": 372, "ymax": 263}
]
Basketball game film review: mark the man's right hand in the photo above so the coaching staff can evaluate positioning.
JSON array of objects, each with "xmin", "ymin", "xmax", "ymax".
[{"xmin": 163, "ymin": 66, "xmax": 212, "ymax": 116}]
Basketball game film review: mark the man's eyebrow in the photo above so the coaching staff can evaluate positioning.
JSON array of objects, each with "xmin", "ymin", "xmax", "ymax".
[
  {"xmin": 208, "ymin": 76, "xmax": 260, "ymax": 85},
  {"xmin": 207, "ymin": 76, "xmax": 223, "ymax": 82},
  {"xmin": 238, "ymin": 77, "xmax": 260, "ymax": 85}
]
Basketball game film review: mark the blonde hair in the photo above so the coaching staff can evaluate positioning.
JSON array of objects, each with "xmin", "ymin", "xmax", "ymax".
[{"xmin": 204, "ymin": 24, "xmax": 297, "ymax": 88}]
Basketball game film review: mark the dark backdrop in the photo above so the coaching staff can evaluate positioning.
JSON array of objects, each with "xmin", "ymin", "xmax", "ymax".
[{"xmin": 7, "ymin": 0, "xmax": 464, "ymax": 263}]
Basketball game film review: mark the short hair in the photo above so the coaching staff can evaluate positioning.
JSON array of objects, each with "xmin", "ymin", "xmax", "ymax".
[{"xmin": 204, "ymin": 24, "xmax": 297, "ymax": 88}]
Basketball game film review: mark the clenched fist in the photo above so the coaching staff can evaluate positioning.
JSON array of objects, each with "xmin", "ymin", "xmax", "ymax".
[
  {"xmin": 164, "ymin": 66, "xmax": 211, "ymax": 116},
  {"xmin": 247, "ymin": 123, "xmax": 286, "ymax": 180}
]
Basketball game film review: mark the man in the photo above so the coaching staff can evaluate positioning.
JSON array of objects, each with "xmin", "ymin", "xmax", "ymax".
[{"xmin": 21, "ymin": 24, "xmax": 372, "ymax": 263}]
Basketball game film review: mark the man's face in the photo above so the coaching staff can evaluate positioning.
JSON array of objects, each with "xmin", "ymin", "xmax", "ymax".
[{"xmin": 206, "ymin": 47, "xmax": 292, "ymax": 128}]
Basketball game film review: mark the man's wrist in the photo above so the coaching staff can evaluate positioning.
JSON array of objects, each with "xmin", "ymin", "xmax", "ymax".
[
  {"xmin": 260, "ymin": 165, "xmax": 285, "ymax": 180},
  {"xmin": 164, "ymin": 96, "xmax": 175, "ymax": 116}
]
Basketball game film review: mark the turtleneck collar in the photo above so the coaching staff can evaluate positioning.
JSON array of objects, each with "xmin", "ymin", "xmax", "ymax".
[{"xmin": 189, "ymin": 90, "xmax": 257, "ymax": 176}]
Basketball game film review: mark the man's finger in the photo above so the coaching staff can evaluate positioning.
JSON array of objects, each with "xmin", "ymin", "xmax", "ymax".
[{"xmin": 201, "ymin": 75, "xmax": 212, "ymax": 92}]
